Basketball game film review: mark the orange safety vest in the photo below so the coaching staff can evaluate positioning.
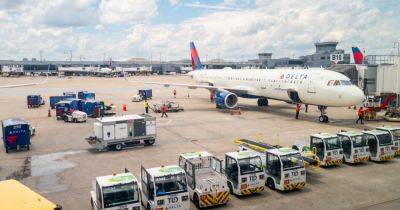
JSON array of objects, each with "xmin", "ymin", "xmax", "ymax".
[
  {"xmin": 296, "ymin": 104, "xmax": 301, "ymax": 112},
  {"xmin": 358, "ymin": 109, "xmax": 364, "ymax": 116}
]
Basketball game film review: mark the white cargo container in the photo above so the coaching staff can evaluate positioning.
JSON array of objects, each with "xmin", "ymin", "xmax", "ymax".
[{"xmin": 86, "ymin": 114, "xmax": 156, "ymax": 151}]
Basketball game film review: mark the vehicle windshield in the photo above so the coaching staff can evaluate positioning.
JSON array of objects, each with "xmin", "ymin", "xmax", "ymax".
[
  {"xmin": 351, "ymin": 135, "xmax": 368, "ymax": 148},
  {"xmin": 392, "ymin": 129, "xmax": 400, "ymax": 141},
  {"xmin": 281, "ymin": 153, "xmax": 304, "ymax": 171},
  {"xmin": 238, "ymin": 156, "xmax": 262, "ymax": 175},
  {"xmin": 155, "ymin": 173, "xmax": 187, "ymax": 196},
  {"xmin": 103, "ymin": 182, "xmax": 139, "ymax": 208},
  {"xmin": 377, "ymin": 133, "xmax": 392, "ymax": 146},
  {"xmin": 325, "ymin": 137, "xmax": 341, "ymax": 150}
]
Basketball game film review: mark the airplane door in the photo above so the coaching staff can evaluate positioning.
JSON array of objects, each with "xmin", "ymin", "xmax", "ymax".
[{"xmin": 307, "ymin": 80, "xmax": 316, "ymax": 93}]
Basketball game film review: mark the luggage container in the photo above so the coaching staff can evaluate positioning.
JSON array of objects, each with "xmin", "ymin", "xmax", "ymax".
[
  {"xmin": 63, "ymin": 91, "xmax": 76, "ymax": 99},
  {"xmin": 78, "ymin": 91, "xmax": 95, "ymax": 100},
  {"xmin": 70, "ymin": 99, "xmax": 84, "ymax": 111},
  {"xmin": 337, "ymin": 131, "xmax": 370, "ymax": 163},
  {"xmin": 141, "ymin": 165, "xmax": 189, "ymax": 210},
  {"xmin": 138, "ymin": 89, "xmax": 152, "ymax": 100},
  {"xmin": 55, "ymin": 101, "xmax": 73, "ymax": 119},
  {"xmin": 50, "ymin": 96, "xmax": 65, "ymax": 109},
  {"xmin": 27, "ymin": 95, "xmax": 45, "ymax": 108},
  {"xmin": 83, "ymin": 100, "xmax": 103, "ymax": 117},
  {"xmin": 0, "ymin": 179, "xmax": 62, "ymax": 210},
  {"xmin": 91, "ymin": 171, "xmax": 141, "ymax": 210},
  {"xmin": 224, "ymin": 150, "xmax": 265, "ymax": 196},
  {"xmin": 86, "ymin": 114, "xmax": 156, "ymax": 151},
  {"xmin": 178, "ymin": 151, "xmax": 229, "ymax": 208},
  {"xmin": 362, "ymin": 129, "xmax": 395, "ymax": 161},
  {"xmin": 1, "ymin": 118, "xmax": 32, "ymax": 153},
  {"xmin": 376, "ymin": 126, "xmax": 400, "ymax": 156}
]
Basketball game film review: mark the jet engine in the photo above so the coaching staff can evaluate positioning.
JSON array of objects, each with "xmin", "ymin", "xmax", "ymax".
[{"xmin": 215, "ymin": 91, "xmax": 238, "ymax": 109}]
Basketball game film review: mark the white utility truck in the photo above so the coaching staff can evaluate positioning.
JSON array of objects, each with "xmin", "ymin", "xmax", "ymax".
[
  {"xmin": 236, "ymin": 139, "xmax": 306, "ymax": 191},
  {"xmin": 86, "ymin": 114, "xmax": 156, "ymax": 151},
  {"xmin": 337, "ymin": 131, "xmax": 370, "ymax": 163},
  {"xmin": 91, "ymin": 172, "xmax": 141, "ymax": 210},
  {"xmin": 140, "ymin": 165, "xmax": 189, "ymax": 210},
  {"xmin": 178, "ymin": 151, "xmax": 229, "ymax": 208},
  {"xmin": 224, "ymin": 150, "xmax": 265, "ymax": 196},
  {"xmin": 376, "ymin": 126, "xmax": 400, "ymax": 156},
  {"xmin": 362, "ymin": 129, "xmax": 395, "ymax": 161},
  {"xmin": 295, "ymin": 133, "xmax": 343, "ymax": 166},
  {"xmin": 63, "ymin": 110, "xmax": 87, "ymax": 123}
]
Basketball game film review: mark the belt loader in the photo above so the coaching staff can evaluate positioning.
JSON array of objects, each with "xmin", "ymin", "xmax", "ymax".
[
  {"xmin": 178, "ymin": 151, "xmax": 229, "ymax": 208},
  {"xmin": 235, "ymin": 139, "xmax": 306, "ymax": 191},
  {"xmin": 337, "ymin": 131, "xmax": 370, "ymax": 163},
  {"xmin": 224, "ymin": 150, "xmax": 265, "ymax": 196}
]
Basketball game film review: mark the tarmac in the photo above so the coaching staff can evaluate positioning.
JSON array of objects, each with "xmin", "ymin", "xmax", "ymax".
[{"xmin": 0, "ymin": 75, "xmax": 399, "ymax": 210}]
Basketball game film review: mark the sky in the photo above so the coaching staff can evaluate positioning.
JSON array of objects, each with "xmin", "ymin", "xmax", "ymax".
[{"xmin": 0, "ymin": 0, "xmax": 399, "ymax": 61}]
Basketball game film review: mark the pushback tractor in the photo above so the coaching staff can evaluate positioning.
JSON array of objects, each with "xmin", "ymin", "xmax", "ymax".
[
  {"xmin": 178, "ymin": 151, "xmax": 230, "ymax": 208},
  {"xmin": 236, "ymin": 139, "xmax": 306, "ymax": 191},
  {"xmin": 141, "ymin": 165, "xmax": 189, "ymax": 210},
  {"xmin": 224, "ymin": 150, "xmax": 265, "ymax": 196},
  {"xmin": 376, "ymin": 126, "xmax": 400, "ymax": 156},
  {"xmin": 337, "ymin": 131, "xmax": 370, "ymax": 163},
  {"xmin": 295, "ymin": 133, "xmax": 343, "ymax": 166},
  {"xmin": 91, "ymin": 171, "xmax": 141, "ymax": 210},
  {"xmin": 362, "ymin": 129, "xmax": 395, "ymax": 161}
]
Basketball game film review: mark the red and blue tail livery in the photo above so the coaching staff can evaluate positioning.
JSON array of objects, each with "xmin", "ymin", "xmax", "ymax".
[
  {"xmin": 352, "ymin": 47, "xmax": 364, "ymax": 64},
  {"xmin": 190, "ymin": 42, "xmax": 204, "ymax": 70}
]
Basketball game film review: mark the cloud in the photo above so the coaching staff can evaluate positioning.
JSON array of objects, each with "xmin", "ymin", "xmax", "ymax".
[
  {"xmin": 169, "ymin": 0, "xmax": 181, "ymax": 6},
  {"xmin": 99, "ymin": 0, "xmax": 157, "ymax": 24},
  {"xmin": 185, "ymin": 2, "xmax": 242, "ymax": 11}
]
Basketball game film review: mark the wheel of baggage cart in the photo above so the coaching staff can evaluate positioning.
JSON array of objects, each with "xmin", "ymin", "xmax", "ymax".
[
  {"xmin": 5, "ymin": 147, "xmax": 9, "ymax": 153},
  {"xmin": 27, "ymin": 145, "xmax": 30, "ymax": 150},
  {"xmin": 228, "ymin": 182, "xmax": 233, "ymax": 194},
  {"xmin": 114, "ymin": 143, "xmax": 123, "ymax": 151},
  {"xmin": 63, "ymin": 116, "xmax": 69, "ymax": 122},
  {"xmin": 144, "ymin": 139, "xmax": 155, "ymax": 146},
  {"xmin": 267, "ymin": 178, "xmax": 275, "ymax": 190},
  {"xmin": 193, "ymin": 193, "xmax": 200, "ymax": 208}
]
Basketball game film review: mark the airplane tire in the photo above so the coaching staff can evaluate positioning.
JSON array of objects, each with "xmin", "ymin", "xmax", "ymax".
[
  {"xmin": 319, "ymin": 116, "xmax": 324, "ymax": 123},
  {"xmin": 324, "ymin": 115, "xmax": 329, "ymax": 123}
]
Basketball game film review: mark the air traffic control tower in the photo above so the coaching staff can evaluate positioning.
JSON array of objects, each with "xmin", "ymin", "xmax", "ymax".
[{"xmin": 301, "ymin": 41, "xmax": 350, "ymax": 68}]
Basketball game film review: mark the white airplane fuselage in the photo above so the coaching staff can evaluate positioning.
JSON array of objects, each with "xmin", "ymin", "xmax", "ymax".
[{"xmin": 189, "ymin": 68, "xmax": 365, "ymax": 107}]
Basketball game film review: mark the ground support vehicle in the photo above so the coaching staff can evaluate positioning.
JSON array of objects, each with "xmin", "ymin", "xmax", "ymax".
[
  {"xmin": 295, "ymin": 133, "xmax": 343, "ymax": 167},
  {"xmin": 224, "ymin": 150, "xmax": 265, "ymax": 196},
  {"xmin": 337, "ymin": 131, "xmax": 370, "ymax": 163},
  {"xmin": 153, "ymin": 101, "xmax": 184, "ymax": 113},
  {"xmin": 0, "ymin": 179, "xmax": 62, "ymax": 210},
  {"xmin": 63, "ymin": 110, "xmax": 87, "ymax": 123},
  {"xmin": 91, "ymin": 172, "xmax": 141, "ymax": 210},
  {"xmin": 86, "ymin": 114, "xmax": 156, "ymax": 151},
  {"xmin": 235, "ymin": 139, "xmax": 306, "ymax": 191},
  {"xmin": 376, "ymin": 126, "xmax": 400, "ymax": 156},
  {"xmin": 78, "ymin": 91, "xmax": 96, "ymax": 100},
  {"xmin": 138, "ymin": 89, "xmax": 152, "ymax": 100},
  {"xmin": 27, "ymin": 95, "xmax": 45, "ymax": 108},
  {"xmin": 1, "ymin": 118, "xmax": 32, "ymax": 153},
  {"xmin": 132, "ymin": 94, "xmax": 144, "ymax": 102},
  {"xmin": 63, "ymin": 91, "xmax": 77, "ymax": 99},
  {"xmin": 99, "ymin": 102, "xmax": 116, "ymax": 116},
  {"xmin": 178, "ymin": 151, "xmax": 229, "ymax": 208},
  {"xmin": 50, "ymin": 96, "xmax": 68, "ymax": 109},
  {"xmin": 141, "ymin": 165, "xmax": 189, "ymax": 210},
  {"xmin": 362, "ymin": 130, "xmax": 395, "ymax": 161}
]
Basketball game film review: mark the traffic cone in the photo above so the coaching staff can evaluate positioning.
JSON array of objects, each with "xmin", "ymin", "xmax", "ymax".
[
  {"xmin": 122, "ymin": 104, "xmax": 127, "ymax": 112},
  {"xmin": 48, "ymin": 108, "xmax": 51, "ymax": 117}
]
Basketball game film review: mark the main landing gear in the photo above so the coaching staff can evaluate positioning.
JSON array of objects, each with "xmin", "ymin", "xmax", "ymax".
[
  {"xmin": 318, "ymin": 105, "xmax": 329, "ymax": 123},
  {"xmin": 257, "ymin": 98, "xmax": 269, "ymax": 107}
]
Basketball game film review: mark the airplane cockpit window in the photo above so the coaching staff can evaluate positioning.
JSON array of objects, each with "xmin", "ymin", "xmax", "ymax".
[
  {"xmin": 340, "ymin": 80, "xmax": 352, "ymax": 86},
  {"xmin": 328, "ymin": 80, "xmax": 351, "ymax": 86}
]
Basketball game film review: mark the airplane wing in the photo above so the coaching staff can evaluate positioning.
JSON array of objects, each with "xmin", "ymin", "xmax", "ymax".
[{"xmin": 144, "ymin": 81, "xmax": 251, "ymax": 95}]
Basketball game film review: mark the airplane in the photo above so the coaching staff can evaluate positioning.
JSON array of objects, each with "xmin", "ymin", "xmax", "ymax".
[
  {"xmin": 145, "ymin": 42, "xmax": 366, "ymax": 122},
  {"xmin": 351, "ymin": 46, "xmax": 366, "ymax": 64}
]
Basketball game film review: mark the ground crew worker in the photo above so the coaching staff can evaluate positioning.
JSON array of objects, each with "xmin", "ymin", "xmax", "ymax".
[
  {"xmin": 144, "ymin": 99, "xmax": 149, "ymax": 114},
  {"xmin": 173, "ymin": 89, "xmax": 177, "ymax": 98},
  {"xmin": 295, "ymin": 104, "xmax": 301, "ymax": 119},
  {"xmin": 161, "ymin": 103, "xmax": 168, "ymax": 118},
  {"xmin": 356, "ymin": 107, "xmax": 365, "ymax": 124}
]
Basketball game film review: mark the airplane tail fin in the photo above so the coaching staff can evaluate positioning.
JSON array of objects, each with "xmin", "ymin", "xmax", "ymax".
[
  {"xmin": 190, "ymin": 42, "xmax": 204, "ymax": 70},
  {"xmin": 352, "ymin": 47, "xmax": 364, "ymax": 64}
]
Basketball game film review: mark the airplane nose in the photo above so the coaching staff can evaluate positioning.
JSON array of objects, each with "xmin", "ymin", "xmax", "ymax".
[{"xmin": 354, "ymin": 88, "xmax": 365, "ymax": 104}]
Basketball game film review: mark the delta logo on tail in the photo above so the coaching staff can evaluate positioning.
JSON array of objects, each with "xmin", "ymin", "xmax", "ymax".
[
  {"xmin": 190, "ymin": 42, "xmax": 204, "ymax": 70},
  {"xmin": 351, "ymin": 47, "xmax": 364, "ymax": 64}
]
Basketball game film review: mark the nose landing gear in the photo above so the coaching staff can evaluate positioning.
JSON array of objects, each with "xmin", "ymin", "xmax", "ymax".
[{"xmin": 318, "ymin": 106, "xmax": 329, "ymax": 123}]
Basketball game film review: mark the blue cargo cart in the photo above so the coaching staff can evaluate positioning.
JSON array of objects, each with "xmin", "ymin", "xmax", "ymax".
[
  {"xmin": 63, "ymin": 92, "xmax": 77, "ymax": 100},
  {"xmin": 1, "ymin": 118, "xmax": 31, "ymax": 153},
  {"xmin": 49, "ymin": 96, "xmax": 65, "ymax": 109},
  {"xmin": 82, "ymin": 100, "xmax": 103, "ymax": 117},
  {"xmin": 78, "ymin": 91, "xmax": 95, "ymax": 100},
  {"xmin": 55, "ymin": 101, "xmax": 73, "ymax": 119},
  {"xmin": 138, "ymin": 89, "xmax": 152, "ymax": 100},
  {"xmin": 27, "ymin": 95, "xmax": 44, "ymax": 108}
]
